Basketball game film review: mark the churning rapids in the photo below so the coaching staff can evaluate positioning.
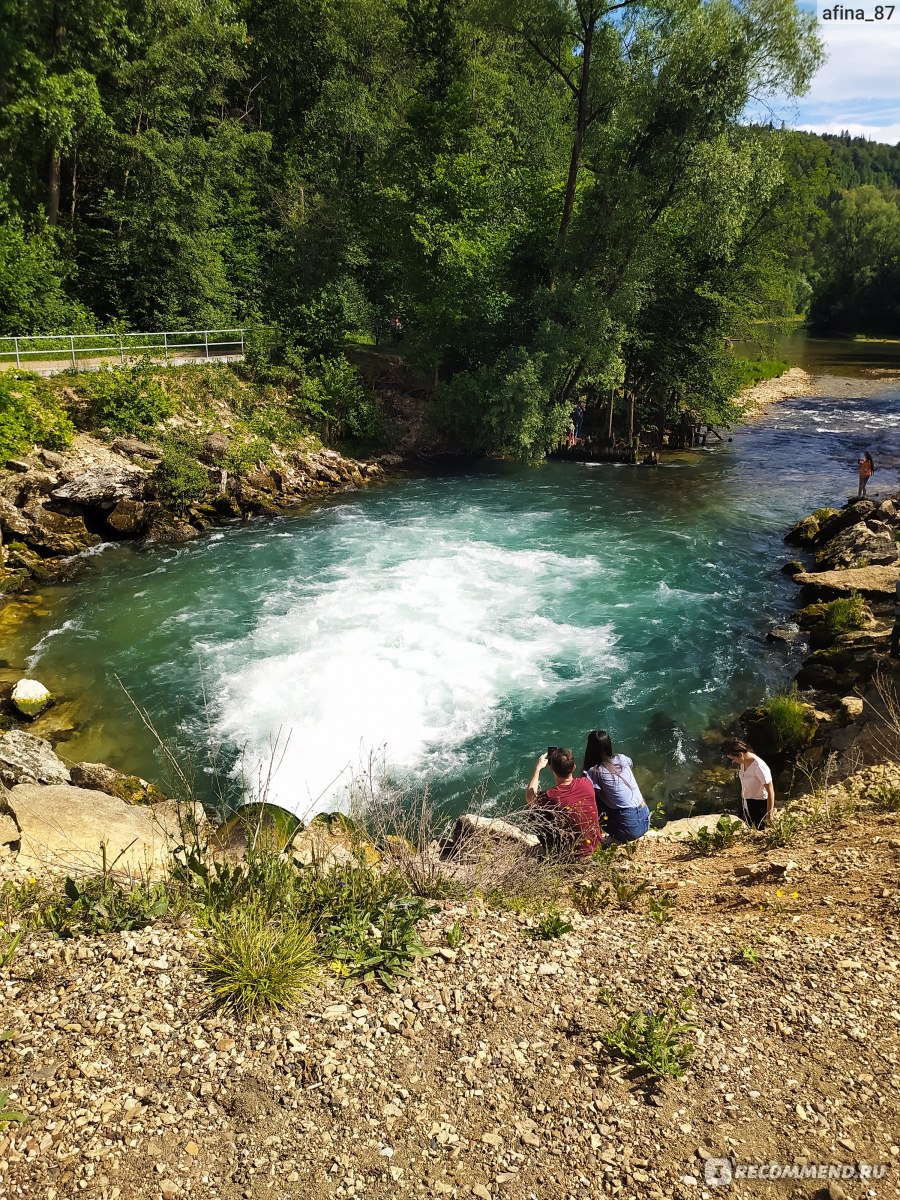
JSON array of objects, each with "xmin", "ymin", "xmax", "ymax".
[{"xmin": 7, "ymin": 371, "xmax": 900, "ymax": 820}]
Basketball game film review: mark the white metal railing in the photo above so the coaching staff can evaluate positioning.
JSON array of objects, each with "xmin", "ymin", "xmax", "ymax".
[{"xmin": 0, "ymin": 328, "xmax": 248, "ymax": 371}]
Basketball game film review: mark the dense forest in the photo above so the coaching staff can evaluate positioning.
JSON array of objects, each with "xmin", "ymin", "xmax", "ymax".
[{"xmin": 0, "ymin": 0, "xmax": 898, "ymax": 457}]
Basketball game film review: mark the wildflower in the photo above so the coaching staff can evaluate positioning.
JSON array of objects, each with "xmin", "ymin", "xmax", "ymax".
[
  {"xmin": 775, "ymin": 889, "xmax": 783, "ymax": 898},
  {"xmin": 792, "ymin": 891, "xmax": 799, "ymax": 899}
]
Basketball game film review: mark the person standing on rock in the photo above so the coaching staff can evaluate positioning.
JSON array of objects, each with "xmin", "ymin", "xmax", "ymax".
[
  {"xmin": 722, "ymin": 737, "xmax": 775, "ymax": 828},
  {"xmin": 581, "ymin": 730, "xmax": 650, "ymax": 844},
  {"xmin": 857, "ymin": 452, "xmax": 875, "ymax": 498},
  {"xmin": 525, "ymin": 747, "xmax": 602, "ymax": 858}
]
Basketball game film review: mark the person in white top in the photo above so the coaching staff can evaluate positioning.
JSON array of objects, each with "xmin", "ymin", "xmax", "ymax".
[{"xmin": 722, "ymin": 737, "xmax": 775, "ymax": 828}]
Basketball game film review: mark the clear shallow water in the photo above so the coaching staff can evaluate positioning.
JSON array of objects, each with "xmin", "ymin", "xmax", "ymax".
[{"xmin": 5, "ymin": 376, "xmax": 900, "ymax": 820}]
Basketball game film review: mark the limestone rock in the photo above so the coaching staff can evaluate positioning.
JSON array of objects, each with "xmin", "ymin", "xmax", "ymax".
[
  {"xmin": 840, "ymin": 696, "xmax": 865, "ymax": 721},
  {"xmin": 647, "ymin": 814, "xmax": 731, "ymax": 840},
  {"xmin": 70, "ymin": 761, "xmax": 166, "ymax": 805},
  {"xmin": 816, "ymin": 500, "xmax": 875, "ymax": 544},
  {"xmin": 111, "ymin": 436, "xmax": 161, "ymax": 459},
  {"xmin": 814, "ymin": 521, "xmax": 899, "ymax": 571},
  {"xmin": 4, "ymin": 782, "xmax": 190, "ymax": 876},
  {"xmin": 447, "ymin": 813, "xmax": 540, "ymax": 855},
  {"xmin": 0, "ymin": 729, "xmax": 70, "ymax": 786},
  {"xmin": 19, "ymin": 502, "xmax": 100, "ymax": 555},
  {"xmin": 792, "ymin": 564, "xmax": 900, "ymax": 597},
  {"xmin": 766, "ymin": 624, "xmax": 801, "ymax": 644},
  {"xmin": 200, "ymin": 432, "xmax": 231, "ymax": 463},
  {"xmin": 784, "ymin": 514, "xmax": 822, "ymax": 546},
  {"xmin": 106, "ymin": 498, "xmax": 148, "ymax": 535},
  {"xmin": 11, "ymin": 678, "xmax": 53, "ymax": 718},
  {"xmin": 289, "ymin": 812, "xmax": 381, "ymax": 870},
  {"xmin": 0, "ymin": 497, "xmax": 31, "ymax": 539},
  {"xmin": 52, "ymin": 466, "xmax": 146, "ymax": 509}
]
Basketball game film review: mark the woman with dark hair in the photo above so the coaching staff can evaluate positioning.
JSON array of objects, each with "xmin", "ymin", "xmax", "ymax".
[
  {"xmin": 858, "ymin": 451, "xmax": 875, "ymax": 498},
  {"xmin": 582, "ymin": 730, "xmax": 650, "ymax": 844},
  {"xmin": 722, "ymin": 737, "xmax": 774, "ymax": 828}
]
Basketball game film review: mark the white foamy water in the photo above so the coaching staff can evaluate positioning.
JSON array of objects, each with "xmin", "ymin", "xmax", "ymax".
[{"xmin": 208, "ymin": 526, "xmax": 619, "ymax": 818}]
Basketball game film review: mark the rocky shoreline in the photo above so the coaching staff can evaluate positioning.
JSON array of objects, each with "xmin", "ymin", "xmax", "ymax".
[{"xmin": 0, "ymin": 429, "xmax": 397, "ymax": 598}]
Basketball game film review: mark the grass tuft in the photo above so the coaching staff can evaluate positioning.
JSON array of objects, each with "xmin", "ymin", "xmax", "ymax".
[{"xmin": 204, "ymin": 907, "xmax": 317, "ymax": 1017}]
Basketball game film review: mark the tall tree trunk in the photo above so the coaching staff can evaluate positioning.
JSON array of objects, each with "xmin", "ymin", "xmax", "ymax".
[
  {"xmin": 551, "ymin": 17, "xmax": 594, "ymax": 287},
  {"xmin": 606, "ymin": 388, "xmax": 615, "ymax": 445},
  {"xmin": 47, "ymin": 149, "xmax": 61, "ymax": 225},
  {"xmin": 69, "ymin": 149, "xmax": 78, "ymax": 224}
]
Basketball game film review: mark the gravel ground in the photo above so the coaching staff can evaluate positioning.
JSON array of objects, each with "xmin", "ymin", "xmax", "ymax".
[{"xmin": 2, "ymin": 795, "xmax": 899, "ymax": 1200}]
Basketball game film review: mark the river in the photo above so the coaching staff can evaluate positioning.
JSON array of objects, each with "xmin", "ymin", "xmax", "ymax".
[{"xmin": 4, "ymin": 344, "xmax": 900, "ymax": 823}]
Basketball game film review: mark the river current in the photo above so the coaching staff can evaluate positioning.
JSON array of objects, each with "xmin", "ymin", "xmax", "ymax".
[{"xmin": 5, "ymin": 366, "xmax": 900, "ymax": 821}]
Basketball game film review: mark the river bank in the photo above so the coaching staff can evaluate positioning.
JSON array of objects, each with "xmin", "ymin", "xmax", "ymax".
[{"xmin": 1, "ymin": 766, "xmax": 899, "ymax": 1200}]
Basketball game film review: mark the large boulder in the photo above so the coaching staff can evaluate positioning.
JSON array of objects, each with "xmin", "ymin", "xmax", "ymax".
[
  {"xmin": 106, "ymin": 498, "xmax": 148, "ymax": 536},
  {"xmin": 52, "ymin": 467, "xmax": 146, "ymax": 509},
  {"xmin": 0, "ymin": 730, "xmax": 70, "ymax": 786},
  {"xmin": 0, "ymin": 497, "xmax": 31, "ymax": 539},
  {"xmin": 445, "ymin": 813, "xmax": 540, "ymax": 856},
  {"xmin": 814, "ymin": 521, "xmax": 899, "ymax": 571},
  {"xmin": 646, "ymin": 813, "xmax": 732, "ymax": 841},
  {"xmin": 11, "ymin": 678, "xmax": 52, "ymax": 718},
  {"xmin": 288, "ymin": 812, "xmax": 381, "ymax": 870},
  {"xmin": 815, "ymin": 500, "xmax": 875, "ymax": 544},
  {"xmin": 19, "ymin": 501, "xmax": 100, "ymax": 555},
  {"xmin": 3, "ymin": 783, "xmax": 194, "ymax": 876}
]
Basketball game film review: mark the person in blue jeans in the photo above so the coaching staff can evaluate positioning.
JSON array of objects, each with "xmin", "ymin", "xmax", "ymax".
[{"xmin": 582, "ymin": 729, "xmax": 650, "ymax": 844}]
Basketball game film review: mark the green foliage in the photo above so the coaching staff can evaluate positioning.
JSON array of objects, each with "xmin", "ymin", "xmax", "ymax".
[
  {"xmin": 445, "ymin": 920, "xmax": 465, "ymax": 949},
  {"xmin": 730, "ymin": 358, "xmax": 789, "ymax": 388},
  {"xmin": 763, "ymin": 689, "xmax": 814, "ymax": 754},
  {"xmin": 154, "ymin": 439, "xmax": 210, "ymax": 511},
  {"xmin": 864, "ymin": 783, "xmax": 900, "ymax": 813},
  {"xmin": 648, "ymin": 893, "xmax": 674, "ymax": 925},
  {"xmin": 683, "ymin": 815, "xmax": 745, "ymax": 855},
  {"xmin": 526, "ymin": 910, "xmax": 573, "ymax": 940},
  {"xmin": 82, "ymin": 361, "xmax": 174, "ymax": 433},
  {"xmin": 203, "ymin": 907, "xmax": 317, "ymax": 1017},
  {"xmin": 737, "ymin": 943, "xmax": 761, "ymax": 967},
  {"xmin": 819, "ymin": 593, "xmax": 868, "ymax": 641},
  {"xmin": 608, "ymin": 870, "xmax": 650, "ymax": 909},
  {"xmin": 0, "ymin": 1089, "xmax": 28, "ymax": 1130},
  {"xmin": 0, "ymin": 928, "xmax": 23, "ymax": 970},
  {"xmin": 0, "ymin": 371, "xmax": 75, "ymax": 459},
  {"xmin": 759, "ymin": 808, "xmax": 804, "ymax": 848},
  {"xmin": 602, "ymin": 990, "xmax": 696, "ymax": 1081},
  {"xmin": 43, "ymin": 874, "xmax": 171, "ymax": 938},
  {"xmin": 571, "ymin": 878, "xmax": 612, "ymax": 916}
]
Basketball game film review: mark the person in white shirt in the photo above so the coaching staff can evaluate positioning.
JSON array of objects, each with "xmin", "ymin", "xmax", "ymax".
[{"xmin": 722, "ymin": 737, "xmax": 775, "ymax": 828}]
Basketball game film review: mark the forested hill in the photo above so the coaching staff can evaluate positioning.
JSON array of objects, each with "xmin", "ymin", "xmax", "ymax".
[
  {"xmin": 795, "ymin": 130, "xmax": 900, "ymax": 189},
  {"xmin": 0, "ymin": 0, "xmax": 895, "ymax": 459}
]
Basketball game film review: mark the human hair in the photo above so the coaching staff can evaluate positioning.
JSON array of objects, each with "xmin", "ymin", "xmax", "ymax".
[
  {"xmin": 722, "ymin": 737, "xmax": 750, "ymax": 757},
  {"xmin": 865, "ymin": 452, "xmax": 875, "ymax": 469},
  {"xmin": 582, "ymin": 729, "xmax": 613, "ymax": 773},
  {"xmin": 548, "ymin": 747, "xmax": 576, "ymax": 777}
]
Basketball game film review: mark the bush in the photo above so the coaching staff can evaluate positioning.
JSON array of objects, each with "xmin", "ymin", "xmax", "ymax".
[
  {"xmin": 154, "ymin": 439, "xmax": 210, "ymax": 511},
  {"xmin": 819, "ymin": 593, "xmax": 868, "ymax": 643},
  {"xmin": 763, "ymin": 690, "xmax": 815, "ymax": 754},
  {"xmin": 526, "ymin": 910, "xmax": 573, "ymax": 939},
  {"xmin": 204, "ymin": 906, "xmax": 317, "ymax": 1017},
  {"xmin": 83, "ymin": 360, "xmax": 174, "ymax": 433},
  {"xmin": 0, "ymin": 371, "xmax": 74, "ymax": 459}
]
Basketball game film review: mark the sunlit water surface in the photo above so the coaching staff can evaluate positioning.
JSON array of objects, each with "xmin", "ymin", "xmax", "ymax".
[{"xmin": 5, "ymin": 372, "xmax": 900, "ymax": 820}]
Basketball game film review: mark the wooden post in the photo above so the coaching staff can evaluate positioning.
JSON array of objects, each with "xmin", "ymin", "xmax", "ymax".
[{"xmin": 70, "ymin": 335, "xmax": 76, "ymax": 368}]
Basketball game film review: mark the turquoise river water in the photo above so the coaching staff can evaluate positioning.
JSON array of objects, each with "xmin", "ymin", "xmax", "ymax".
[{"xmin": 4, "ymin": 351, "xmax": 900, "ymax": 822}]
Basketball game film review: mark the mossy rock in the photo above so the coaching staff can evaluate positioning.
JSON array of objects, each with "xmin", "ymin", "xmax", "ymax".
[
  {"xmin": 795, "ymin": 602, "xmax": 831, "ymax": 629},
  {"xmin": 785, "ymin": 515, "xmax": 821, "ymax": 546},
  {"xmin": 795, "ymin": 661, "xmax": 841, "ymax": 691},
  {"xmin": 741, "ymin": 699, "xmax": 818, "ymax": 768}
]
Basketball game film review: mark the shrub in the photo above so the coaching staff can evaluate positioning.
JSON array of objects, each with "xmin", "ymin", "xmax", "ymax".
[
  {"xmin": 0, "ymin": 371, "xmax": 74, "ymax": 459},
  {"xmin": 683, "ymin": 815, "xmax": 745, "ymax": 855},
  {"xmin": 864, "ymin": 783, "xmax": 900, "ymax": 812},
  {"xmin": 82, "ymin": 360, "xmax": 174, "ymax": 433},
  {"xmin": 602, "ymin": 990, "xmax": 696, "ymax": 1080},
  {"xmin": 204, "ymin": 906, "xmax": 317, "ymax": 1016},
  {"xmin": 762, "ymin": 689, "xmax": 815, "ymax": 754},
  {"xmin": 154, "ymin": 439, "xmax": 210, "ymax": 511},
  {"xmin": 820, "ymin": 593, "xmax": 868, "ymax": 641}
]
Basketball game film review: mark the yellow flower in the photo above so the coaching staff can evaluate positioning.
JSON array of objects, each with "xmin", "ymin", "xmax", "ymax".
[
  {"xmin": 775, "ymin": 889, "xmax": 783, "ymax": 898},
  {"xmin": 792, "ymin": 891, "xmax": 799, "ymax": 899}
]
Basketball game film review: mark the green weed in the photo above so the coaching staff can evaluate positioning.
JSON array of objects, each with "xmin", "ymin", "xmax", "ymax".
[
  {"xmin": 738, "ymin": 943, "xmax": 761, "ymax": 967},
  {"xmin": 864, "ymin": 783, "xmax": 900, "ymax": 812},
  {"xmin": 763, "ymin": 689, "xmax": 815, "ymax": 753},
  {"xmin": 0, "ymin": 371, "xmax": 74, "ymax": 459},
  {"xmin": 683, "ymin": 816, "xmax": 745, "ymax": 855},
  {"xmin": 648, "ymin": 893, "xmax": 674, "ymax": 925},
  {"xmin": 571, "ymin": 878, "xmax": 611, "ymax": 916},
  {"xmin": 602, "ymin": 990, "xmax": 696, "ymax": 1080},
  {"xmin": 760, "ymin": 808, "xmax": 804, "ymax": 849},
  {"xmin": 445, "ymin": 920, "xmax": 465, "ymax": 949},
  {"xmin": 0, "ymin": 928, "xmax": 23, "ymax": 969},
  {"xmin": 527, "ymin": 910, "xmax": 573, "ymax": 940},
  {"xmin": 0, "ymin": 1089, "xmax": 28, "ymax": 1130},
  {"xmin": 609, "ymin": 870, "xmax": 650, "ymax": 909},
  {"xmin": 82, "ymin": 359, "xmax": 174, "ymax": 433},
  {"xmin": 43, "ymin": 873, "xmax": 171, "ymax": 938}
]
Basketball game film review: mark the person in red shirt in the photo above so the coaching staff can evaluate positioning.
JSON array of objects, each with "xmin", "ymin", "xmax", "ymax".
[{"xmin": 525, "ymin": 747, "xmax": 602, "ymax": 858}]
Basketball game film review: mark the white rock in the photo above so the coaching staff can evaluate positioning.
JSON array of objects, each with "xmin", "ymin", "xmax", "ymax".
[{"xmin": 11, "ymin": 678, "xmax": 52, "ymax": 718}]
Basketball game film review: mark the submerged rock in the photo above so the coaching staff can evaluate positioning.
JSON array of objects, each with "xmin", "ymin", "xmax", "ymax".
[
  {"xmin": 11, "ymin": 678, "xmax": 52, "ymax": 718},
  {"xmin": 0, "ymin": 729, "xmax": 70, "ymax": 786}
]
